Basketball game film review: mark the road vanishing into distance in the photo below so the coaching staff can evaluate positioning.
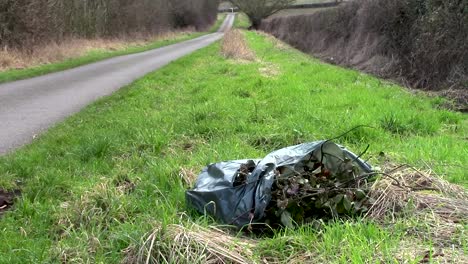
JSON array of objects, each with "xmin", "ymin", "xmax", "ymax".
[{"xmin": 0, "ymin": 14, "xmax": 235, "ymax": 155}]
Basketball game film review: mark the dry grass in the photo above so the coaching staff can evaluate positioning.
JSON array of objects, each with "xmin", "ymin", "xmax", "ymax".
[
  {"xmin": 179, "ymin": 167, "xmax": 199, "ymax": 188},
  {"xmin": 221, "ymin": 30, "xmax": 256, "ymax": 61},
  {"xmin": 0, "ymin": 31, "xmax": 189, "ymax": 71},
  {"xmin": 394, "ymin": 238, "xmax": 468, "ymax": 264},
  {"xmin": 367, "ymin": 164, "xmax": 468, "ymax": 222},
  {"xmin": 259, "ymin": 62, "xmax": 281, "ymax": 78},
  {"xmin": 130, "ymin": 222, "xmax": 256, "ymax": 264},
  {"xmin": 366, "ymin": 163, "xmax": 468, "ymax": 253},
  {"xmin": 222, "ymin": 30, "xmax": 280, "ymax": 77}
]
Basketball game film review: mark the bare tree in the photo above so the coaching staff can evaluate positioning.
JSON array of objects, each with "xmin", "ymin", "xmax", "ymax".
[{"xmin": 230, "ymin": 0, "xmax": 295, "ymax": 29}]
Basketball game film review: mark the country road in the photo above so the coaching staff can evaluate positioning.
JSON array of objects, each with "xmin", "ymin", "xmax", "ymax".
[{"xmin": 0, "ymin": 14, "xmax": 235, "ymax": 155}]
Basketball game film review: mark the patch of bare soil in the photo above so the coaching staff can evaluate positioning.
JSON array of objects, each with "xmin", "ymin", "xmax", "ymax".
[{"xmin": 0, "ymin": 189, "xmax": 20, "ymax": 215}]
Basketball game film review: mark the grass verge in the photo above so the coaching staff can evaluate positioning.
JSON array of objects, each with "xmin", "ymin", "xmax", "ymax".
[
  {"xmin": 234, "ymin": 13, "xmax": 251, "ymax": 29},
  {"xmin": 0, "ymin": 14, "xmax": 226, "ymax": 84},
  {"xmin": 0, "ymin": 29, "xmax": 466, "ymax": 263}
]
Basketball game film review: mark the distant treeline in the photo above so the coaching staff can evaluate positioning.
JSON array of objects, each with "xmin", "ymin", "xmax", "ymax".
[
  {"xmin": 0, "ymin": 0, "xmax": 219, "ymax": 49},
  {"xmin": 262, "ymin": 0, "xmax": 467, "ymax": 99}
]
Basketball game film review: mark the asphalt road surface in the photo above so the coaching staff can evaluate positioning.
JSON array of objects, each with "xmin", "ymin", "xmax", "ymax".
[{"xmin": 0, "ymin": 14, "xmax": 235, "ymax": 155}]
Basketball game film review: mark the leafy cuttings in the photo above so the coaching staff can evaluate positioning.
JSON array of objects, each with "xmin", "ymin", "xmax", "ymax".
[
  {"xmin": 263, "ymin": 158, "xmax": 374, "ymax": 228},
  {"xmin": 233, "ymin": 160, "xmax": 256, "ymax": 187}
]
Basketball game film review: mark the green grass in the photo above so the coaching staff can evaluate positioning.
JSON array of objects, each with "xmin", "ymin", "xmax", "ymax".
[
  {"xmin": 0, "ymin": 30, "xmax": 466, "ymax": 263},
  {"xmin": 0, "ymin": 14, "xmax": 226, "ymax": 85},
  {"xmin": 234, "ymin": 13, "xmax": 251, "ymax": 29}
]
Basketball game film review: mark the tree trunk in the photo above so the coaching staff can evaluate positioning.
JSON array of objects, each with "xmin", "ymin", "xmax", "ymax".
[{"xmin": 249, "ymin": 18, "xmax": 262, "ymax": 30}]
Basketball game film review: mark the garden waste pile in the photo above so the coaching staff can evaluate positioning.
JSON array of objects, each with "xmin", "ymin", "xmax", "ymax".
[{"xmin": 186, "ymin": 141, "xmax": 375, "ymax": 229}]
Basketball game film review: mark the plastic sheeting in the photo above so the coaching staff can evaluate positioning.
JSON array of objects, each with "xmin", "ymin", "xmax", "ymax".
[{"xmin": 186, "ymin": 140, "xmax": 372, "ymax": 227}]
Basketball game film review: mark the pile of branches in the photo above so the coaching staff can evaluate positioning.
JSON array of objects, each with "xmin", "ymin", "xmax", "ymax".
[
  {"xmin": 233, "ymin": 160, "xmax": 468, "ymax": 230},
  {"xmin": 234, "ymin": 157, "xmax": 375, "ymax": 228}
]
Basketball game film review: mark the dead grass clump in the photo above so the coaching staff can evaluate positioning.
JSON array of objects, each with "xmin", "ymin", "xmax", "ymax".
[
  {"xmin": 394, "ymin": 238, "xmax": 468, "ymax": 264},
  {"xmin": 438, "ymin": 89, "xmax": 468, "ymax": 112},
  {"xmin": 179, "ymin": 167, "xmax": 199, "ymax": 188},
  {"xmin": 367, "ymin": 164, "xmax": 467, "ymax": 221},
  {"xmin": 133, "ymin": 223, "xmax": 256, "ymax": 264},
  {"xmin": 0, "ymin": 49, "xmax": 22, "ymax": 70},
  {"xmin": 221, "ymin": 30, "xmax": 256, "ymax": 61},
  {"xmin": 366, "ymin": 164, "xmax": 468, "ymax": 247}
]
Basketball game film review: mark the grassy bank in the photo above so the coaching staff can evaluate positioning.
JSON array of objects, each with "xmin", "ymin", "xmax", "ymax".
[
  {"xmin": 261, "ymin": 0, "xmax": 468, "ymax": 110},
  {"xmin": 0, "ymin": 29, "xmax": 466, "ymax": 263},
  {"xmin": 0, "ymin": 14, "xmax": 226, "ymax": 84}
]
